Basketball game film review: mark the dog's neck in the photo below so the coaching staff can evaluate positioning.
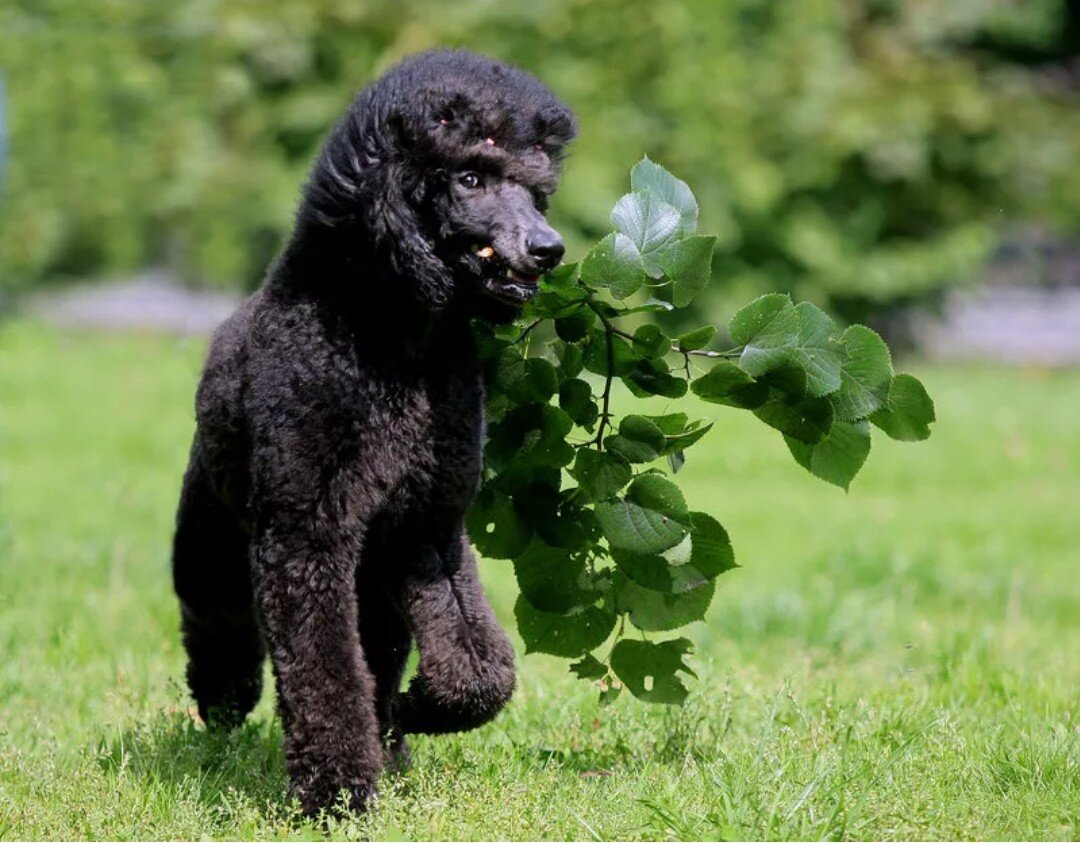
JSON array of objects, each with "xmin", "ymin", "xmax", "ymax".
[{"xmin": 268, "ymin": 216, "xmax": 480, "ymax": 362}]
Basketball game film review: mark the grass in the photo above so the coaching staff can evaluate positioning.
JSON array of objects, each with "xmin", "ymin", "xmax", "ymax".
[{"xmin": 0, "ymin": 318, "xmax": 1077, "ymax": 840}]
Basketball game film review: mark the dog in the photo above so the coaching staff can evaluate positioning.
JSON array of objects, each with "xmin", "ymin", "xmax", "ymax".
[{"xmin": 171, "ymin": 49, "xmax": 576, "ymax": 815}]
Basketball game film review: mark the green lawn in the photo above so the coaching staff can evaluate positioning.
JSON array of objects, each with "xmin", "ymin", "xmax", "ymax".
[{"xmin": 0, "ymin": 320, "xmax": 1077, "ymax": 840}]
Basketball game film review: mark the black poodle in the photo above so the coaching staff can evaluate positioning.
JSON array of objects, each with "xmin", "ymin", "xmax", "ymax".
[{"xmin": 171, "ymin": 50, "xmax": 576, "ymax": 815}]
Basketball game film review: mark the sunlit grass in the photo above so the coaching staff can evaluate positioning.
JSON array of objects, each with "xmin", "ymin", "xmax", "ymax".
[{"xmin": 1, "ymin": 321, "xmax": 1077, "ymax": 839}]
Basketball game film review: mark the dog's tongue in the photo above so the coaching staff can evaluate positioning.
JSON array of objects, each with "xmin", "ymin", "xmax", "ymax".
[{"xmin": 507, "ymin": 269, "xmax": 539, "ymax": 286}]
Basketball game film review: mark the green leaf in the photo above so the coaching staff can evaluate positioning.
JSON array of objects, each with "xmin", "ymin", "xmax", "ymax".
[
  {"xmin": 515, "ymin": 597, "xmax": 616, "ymax": 658},
  {"xmin": 594, "ymin": 496, "xmax": 689, "ymax": 555},
  {"xmin": 554, "ymin": 306, "xmax": 597, "ymax": 342},
  {"xmin": 571, "ymin": 448, "xmax": 633, "ymax": 502},
  {"xmin": 612, "ymin": 512, "xmax": 734, "ymax": 594},
  {"xmin": 676, "ymin": 326, "xmax": 716, "ymax": 351},
  {"xmin": 569, "ymin": 653, "xmax": 608, "ymax": 680},
  {"xmin": 832, "ymin": 325, "xmax": 893, "ymax": 421},
  {"xmin": 542, "ymin": 262, "xmax": 579, "ymax": 288},
  {"xmin": 475, "ymin": 330, "xmax": 511, "ymax": 363},
  {"xmin": 758, "ymin": 364, "xmax": 809, "ymax": 395},
  {"xmin": 624, "ymin": 359, "xmax": 688, "ymax": 399},
  {"xmin": 491, "ymin": 345, "xmax": 527, "ymax": 392},
  {"xmin": 630, "ymin": 156, "xmax": 699, "ymax": 234},
  {"xmin": 485, "ymin": 404, "xmax": 575, "ymax": 478},
  {"xmin": 531, "ymin": 283, "xmax": 590, "ymax": 319},
  {"xmin": 610, "ymin": 191, "xmax": 682, "ymax": 278},
  {"xmin": 730, "ymin": 293, "xmax": 792, "ymax": 346},
  {"xmin": 466, "ymin": 487, "xmax": 532, "ymax": 560},
  {"xmin": 632, "ymin": 324, "xmax": 669, "ymax": 358},
  {"xmin": 691, "ymin": 360, "xmax": 768, "ymax": 409},
  {"xmin": 660, "ymin": 235, "xmax": 715, "ymax": 307},
  {"xmin": 614, "ymin": 548, "xmax": 708, "ymax": 594},
  {"xmin": 604, "ymin": 415, "xmax": 666, "ymax": 463},
  {"xmin": 492, "ymin": 348, "xmax": 558, "ymax": 403},
  {"xmin": 580, "ymin": 232, "xmax": 646, "ymax": 299},
  {"xmin": 736, "ymin": 299, "xmax": 843, "ymax": 397},
  {"xmin": 785, "ymin": 419, "xmax": 872, "ymax": 491},
  {"xmin": 610, "ymin": 638, "xmax": 695, "ymax": 705},
  {"xmin": 618, "ymin": 298, "xmax": 675, "ymax": 315},
  {"xmin": 647, "ymin": 413, "xmax": 689, "ymax": 435},
  {"xmin": 643, "ymin": 414, "xmax": 714, "ymax": 456},
  {"xmin": 520, "ymin": 358, "xmax": 558, "ymax": 401},
  {"xmin": 753, "ymin": 391, "xmax": 834, "ymax": 444},
  {"xmin": 870, "ymin": 374, "xmax": 936, "ymax": 441},
  {"xmin": 685, "ymin": 511, "xmax": 737, "ymax": 578},
  {"xmin": 594, "ymin": 474, "xmax": 691, "ymax": 555},
  {"xmin": 625, "ymin": 474, "xmax": 689, "ymax": 523},
  {"xmin": 559, "ymin": 378, "xmax": 598, "ymax": 427},
  {"xmin": 605, "ymin": 436, "xmax": 655, "ymax": 464},
  {"xmin": 615, "ymin": 575, "xmax": 714, "ymax": 631},
  {"xmin": 513, "ymin": 542, "xmax": 598, "ymax": 613},
  {"xmin": 496, "ymin": 465, "xmax": 562, "ymax": 498},
  {"xmin": 660, "ymin": 421, "xmax": 713, "ymax": 455},
  {"xmin": 604, "ymin": 438, "xmax": 651, "ymax": 464},
  {"xmin": 485, "ymin": 392, "xmax": 510, "ymax": 424},
  {"xmin": 782, "ymin": 302, "xmax": 845, "ymax": 396},
  {"xmin": 553, "ymin": 340, "xmax": 584, "ymax": 380},
  {"xmin": 515, "ymin": 484, "xmax": 600, "ymax": 551}
]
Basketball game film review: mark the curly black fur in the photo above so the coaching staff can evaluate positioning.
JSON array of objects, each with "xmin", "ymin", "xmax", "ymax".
[{"xmin": 171, "ymin": 50, "xmax": 576, "ymax": 816}]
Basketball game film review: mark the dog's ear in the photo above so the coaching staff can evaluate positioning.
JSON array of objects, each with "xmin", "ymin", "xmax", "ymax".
[
  {"xmin": 363, "ymin": 158, "xmax": 455, "ymax": 310},
  {"xmin": 304, "ymin": 110, "xmax": 456, "ymax": 311}
]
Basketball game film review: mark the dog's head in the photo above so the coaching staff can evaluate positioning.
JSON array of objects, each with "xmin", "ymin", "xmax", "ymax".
[{"xmin": 304, "ymin": 50, "xmax": 577, "ymax": 313}]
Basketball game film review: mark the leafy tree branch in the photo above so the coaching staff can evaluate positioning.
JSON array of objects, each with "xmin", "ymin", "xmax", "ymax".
[{"xmin": 469, "ymin": 158, "xmax": 936, "ymax": 705}]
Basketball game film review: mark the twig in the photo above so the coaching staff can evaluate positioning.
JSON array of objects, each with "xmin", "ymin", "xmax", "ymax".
[
  {"xmin": 592, "ymin": 310, "xmax": 616, "ymax": 449},
  {"xmin": 515, "ymin": 318, "xmax": 543, "ymax": 344},
  {"xmin": 612, "ymin": 325, "xmax": 731, "ymax": 359}
]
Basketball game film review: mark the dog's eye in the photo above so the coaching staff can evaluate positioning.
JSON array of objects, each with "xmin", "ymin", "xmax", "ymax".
[{"xmin": 458, "ymin": 172, "xmax": 483, "ymax": 190}]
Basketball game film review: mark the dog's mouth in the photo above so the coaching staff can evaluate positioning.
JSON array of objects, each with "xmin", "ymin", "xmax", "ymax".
[{"xmin": 471, "ymin": 244, "xmax": 541, "ymax": 305}]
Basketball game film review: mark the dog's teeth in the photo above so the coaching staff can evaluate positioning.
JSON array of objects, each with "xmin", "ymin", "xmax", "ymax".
[{"xmin": 476, "ymin": 246, "xmax": 495, "ymax": 259}]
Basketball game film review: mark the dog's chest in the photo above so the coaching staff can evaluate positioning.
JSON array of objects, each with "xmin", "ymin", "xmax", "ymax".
[{"xmin": 377, "ymin": 369, "xmax": 485, "ymax": 522}]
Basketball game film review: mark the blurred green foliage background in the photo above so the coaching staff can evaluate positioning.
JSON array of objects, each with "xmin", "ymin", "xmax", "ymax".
[{"xmin": 1, "ymin": 0, "xmax": 1078, "ymax": 321}]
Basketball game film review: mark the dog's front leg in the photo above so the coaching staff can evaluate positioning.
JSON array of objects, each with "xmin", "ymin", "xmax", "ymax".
[
  {"xmin": 392, "ymin": 533, "xmax": 516, "ymax": 734},
  {"xmin": 251, "ymin": 517, "xmax": 383, "ymax": 816}
]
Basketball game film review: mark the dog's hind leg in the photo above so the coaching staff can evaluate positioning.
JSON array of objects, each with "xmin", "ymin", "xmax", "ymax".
[
  {"xmin": 392, "ymin": 533, "xmax": 516, "ymax": 735},
  {"xmin": 173, "ymin": 454, "xmax": 264, "ymax": 729}
]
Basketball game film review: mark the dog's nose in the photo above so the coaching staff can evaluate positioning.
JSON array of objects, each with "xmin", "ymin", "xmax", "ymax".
[{"xmin": 526, "ymin": 232, "xmax": 565, "ymax": 270}]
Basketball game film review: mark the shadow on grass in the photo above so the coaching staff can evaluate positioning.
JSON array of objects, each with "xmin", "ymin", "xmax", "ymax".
[
  {"xmin": 97, "ymin": 710, "xmax": 292, "ymax": 816},
  {"xmin": 509, "ymin": 699, "xmax": 729, "ymax": 775}
]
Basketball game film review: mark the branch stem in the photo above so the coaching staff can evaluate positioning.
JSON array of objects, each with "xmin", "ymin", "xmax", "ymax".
[
  {"xmin": 515, "ymin": 318, "xmax": 543, "ymax": 344},
  {"xmin": 609, "ymin": 326, "xmax": 734, "ymax": 359},
  {"xmin": 592, "ymin": 308, "xmax": 616, "ymax": 450}
]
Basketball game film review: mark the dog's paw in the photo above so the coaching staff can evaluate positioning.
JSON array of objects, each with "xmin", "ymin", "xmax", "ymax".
[{"xmin": 294, "ymin": 776, "xmax": 379, "ymax": 818}]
